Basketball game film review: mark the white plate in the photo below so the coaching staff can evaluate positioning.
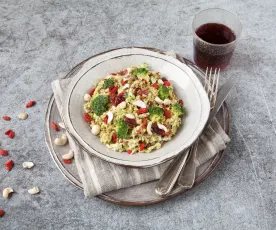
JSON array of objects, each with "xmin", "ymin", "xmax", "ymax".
[{"xmin": 63, "ymin": 47, "xmax": 210, "ymax": 167}]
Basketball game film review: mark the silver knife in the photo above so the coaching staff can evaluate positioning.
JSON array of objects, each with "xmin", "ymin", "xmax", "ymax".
[{"xmin": 155, "ymin": 80, "xmax": 235, "ymax": 196}]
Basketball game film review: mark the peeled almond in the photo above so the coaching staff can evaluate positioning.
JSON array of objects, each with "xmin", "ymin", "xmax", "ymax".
[
  {"xmin": 107, "ymin": 111, "xmax": 113, "ymax": 124},
  {"xmin": 147, "ymin": 121, "xmax": 153, "ymax": 135},
  {"xmin": 84, "ymin": 94, "xmax": 91, "ymax": 102},
  {"xmin": 22, "ymin": 162, "xmax": 35, "ymax": 169},
  {"xmin": 163, "ymin": 99, "xmax": 171, "ymax": 105},
  {"xmin": 125, "ymin": 114, "xmax": 135, "ymax": 119},
  {"xmin": 18, "ymin": 113, "xmax": 28, "ymax": 120},
  {"xmin": 158, "ymin": 79, "xmax": 164, "ymax": 84},
  {"xmin": 28, "ymin": 187, "xmax": 40, "ymax": 195},
  {"xmin": 118, "ymin": 101, "xmax": 126, "ymax": 109},
  {"xmin": 91, "ymin": 125, "xmax": 100, "ymax": 135},
  {"xmin": 62, "ymin": 150, "xmax": 74, "ymax": 160},
  {"xmin": 133, "ymin": 100, "xmax": 146, "ymax": 108},
  {"xmin": 157, "ymin": 123, "xmax": 168, "ymax": 132},
  {"xmin": 54, "ymin": 134, "xmax": 68, "ymax": 146},
  {"xmin": 155, "ymin": 97, "xmax": 164, "ymax": 104}
]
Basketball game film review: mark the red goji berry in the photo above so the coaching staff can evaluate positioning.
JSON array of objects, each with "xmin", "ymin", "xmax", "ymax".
[
  {"xmin": 118, "ymin": 70, "xmax": 128, "ymax": 76},
  {"xmin": 4, "ymin": 160, "xmax": 14, "ymax": 171},
  {"xmin": 89, "ymin": 88, "xmax": 96, "ymax": 96},
  {"xmin": 112, "ymin": 133, "xmax": 117, "ymax": 143},
  {"xmin": 163, "ymin": 81, "xmax": 171, "ymax": 86},
  {"xmin": 142, "ymin": 118, "xmax": 147, "ymax": 129},
  {"xmin": 152, "ymin": 83, "xmax": 158, "ymax": 89},
  {"xmin": 179, "ymin": 99, "xmax": 183, "ymax": 104},
  {"xmin": 164, "ymin": 110, "xmax": 171, "ymax": 119},
  {"xmin": 4, "ymin": 129, "xmax": 12, "ymax": 135},
  {"xmin": 121, "ymin": 79, "xmax": 127, "ymax": 85},
  {"xmin": 8, "ymin": 130, "xmax": 15, "ymax": 139},
  {"xmin": 84, "ymin": 113, "xmax": 92, "ymax": 123},
  {"xmin": 109, "ymin": 85, "xmax": 118, "ymax": 95},
  {"xmin": 0, "ymin": 210, "xmax": 5, "ymax": 217},
  {"xmin": 136, "ymin": 108, "xmax": 147, "ymax": 114},
  {"xmin": 127, "ymin": 149, "xmax": 132, "ymax": 154},
  {"xmin": 162, "ymin": 77, "xmax": 168, "ymax": 81},
  {"xmin": 103, "ymin": 115, "xmax": 108, "ymax": 124},
  {"xmin": 26, "ymin": 100, "xmax": 36, "ymax": 108},
  {"xmin": 139, "ymin": 142, "xmax": 145, "ymax": 151},
  {"xmin": 0, "ymin": 149, "xmax": 8, "ymax": 156},
  {"xmin": 51, "ymin": 122, "xmax": 59, "ymax": 132},
  {"xmin": 63, "ymin": 159, "xmax": 72, "ymax": 164},
  {"xmin": 2, "ymin": 116, "xmax": 11, "ymax": 121}
]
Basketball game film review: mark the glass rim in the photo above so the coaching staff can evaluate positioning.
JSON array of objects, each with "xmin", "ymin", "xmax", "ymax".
[{"xmin": 192, "ymin": 8, "xmax": 242, "ymax": 47}]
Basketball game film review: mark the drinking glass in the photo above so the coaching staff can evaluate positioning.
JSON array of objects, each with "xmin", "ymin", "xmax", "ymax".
[{"xmin": 192, "ymin": 8, "xmax": 242, "ymax": 70}]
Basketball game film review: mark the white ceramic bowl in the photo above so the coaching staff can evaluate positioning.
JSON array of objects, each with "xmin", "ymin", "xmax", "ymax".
[{"xmin": 63, "ymin": 47, "xmax": 210, "ymax": 167}]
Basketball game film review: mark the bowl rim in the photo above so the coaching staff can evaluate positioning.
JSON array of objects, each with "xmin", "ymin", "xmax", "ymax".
[{"xmin": 62, "ymin": 47, "xmax": 210, "ymax": 168}]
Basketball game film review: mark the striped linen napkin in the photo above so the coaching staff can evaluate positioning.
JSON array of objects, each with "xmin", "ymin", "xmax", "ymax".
[{"xmin": 51, "ymin": 67, "xmax": 230, "ymax": 198}]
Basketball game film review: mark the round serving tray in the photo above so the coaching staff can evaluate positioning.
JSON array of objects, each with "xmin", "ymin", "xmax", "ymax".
[{"xmin": 45, "ymin": 48, "xmax": 230, "ymax": 206}]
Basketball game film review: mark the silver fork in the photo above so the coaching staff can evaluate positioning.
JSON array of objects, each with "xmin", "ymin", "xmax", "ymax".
[{"xmin": 155, "ymin": 67, "xmax": 220, "ymax": 196}]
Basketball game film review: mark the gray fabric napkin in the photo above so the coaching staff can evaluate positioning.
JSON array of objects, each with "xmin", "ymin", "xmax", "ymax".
[{"xmin": 51, "ymin": 66, "xmax": 230, "ymax": 197}]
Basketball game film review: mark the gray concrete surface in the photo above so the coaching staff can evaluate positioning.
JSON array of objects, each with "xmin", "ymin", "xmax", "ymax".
[{"xmin": 0, "ymin": 0, "xmax": 275, "ymax": 229}]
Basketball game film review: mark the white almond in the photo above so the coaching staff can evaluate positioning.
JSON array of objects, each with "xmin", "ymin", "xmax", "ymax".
[
  {"xmin": 18, "ymin": 113, "xmax": 28, "ymax": 120},
  {"xmin": 157, "ymin": 123, "xmax": 168, "ymax": 132},
  {"xmin": 158, "ymin": 79, "xmax": 164, "ymax": 84},
  {"xmin": 91, "ymin": 125, "xmax": 100, "ymax": 135},
  {"xmin": 147, "ymin": 121, "xmax": 153, "ymax": 135},
  {"xmin": 155, "ymin": 97, "xmax": 164, "ymax": 104},
  {"xmin": 62, "ymin": 150, "xmax": 74, "ymax": 160},
  {"xmin": 118, "ymin": 101, "xmax": 126, "ymax": 109},
  {"xmin": 125, "ymin": 114, "xmax": 135, "ymax": 119},
  {"xmin": 163, "ymin": 99, "xmax": 171, "ymax": 105},
  {"xmin": 84, "ymin": 94, "xmax": 91, "ymax": 102},
  {"xmin": 54, "ymin": 133, "xmax": 68, "ymax": 146},
  {"xmin": 28, "ymin": 187, "xmax": 40, "ymax": 195},
  {"xmin": 133, "ymin": 100, "xmax": 146, "ymax": 108},
  {"xmin": 122, "ymin": 83, "xmax": 130, "ymax": 90},
  {"xmin": 58, "ymin": 122, "xmax": 65, "ymax": 129},
  {"xmin": 22, "ymin": 162, "xmax": 34, "ymax": 169},
  {"xmin": 3, "ymin": 187, "xmax": 14, "ymax": 199},
  {"xmin": 107, "ymin": 111, "xmax": 113, "ymax": 124}
]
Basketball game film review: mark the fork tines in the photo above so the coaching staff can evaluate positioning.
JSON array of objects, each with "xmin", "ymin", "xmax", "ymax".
[{"xmin": 204, "ymin": 67, "xmax": 220, "ymax": 108}]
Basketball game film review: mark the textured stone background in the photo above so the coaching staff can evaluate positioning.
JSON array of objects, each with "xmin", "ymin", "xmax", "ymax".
[{"xmin": 0, "ymin": 0, "xmax": 275, "ymax": 229}]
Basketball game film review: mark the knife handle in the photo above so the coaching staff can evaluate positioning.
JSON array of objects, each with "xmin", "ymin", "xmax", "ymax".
[{"xmin": 155, "ymin": 148, "xmax": 190, "ymax": 196}]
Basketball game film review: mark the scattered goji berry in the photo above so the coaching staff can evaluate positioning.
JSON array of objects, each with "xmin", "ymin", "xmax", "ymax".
[
  {"xmin": 103, "ymin": 115, "xmax": 108, "ymax": 124},
  {"xmin": 163, "ymin": 81, "xmax": 171, "ymax": 86},
  {"xmin": 164, "ymin": 110, "xmax": 171, "ymax": 119},
  {"xmin": 179, "ymin": 99, "xmax": 183, "ymax": 104},
  {"xmin": 0, "ymin": 149, "xmax": 8, "ymax": 156},
  {"xmin": 4, "ymin": 160, "xmax": 14, "ymax": 171},
  {"xmin": 136, "ymin": 108, "xmax": 148, "ymax": 114},
  {"xmin": 51, "ymin": 122, "xmax": 59, "ymax": 132},
  {"xmin": 2, "ymin": 116, "xmax": 11, "ymax": 121},
  {"xmin": 26, "ymin": 100, "xmax": 36, "ymax": 108},
  {"xmin": 63, "ymin": 159, "xmax": 72, "ymax": 164},
  {"xmin": 109, "ymin": 85, "xmax": 118, "ymax": 95},
  {"xmin": 118, "ymin": 69, "xmax": 128, "ymax": 76},
  {"xmin": 8, "ymin": 130, "xmax": 15, "ymax": 139},
  {"xmin": 162, "ymin": 77, "xmax": 168, "ymax": 81},
  {"xmin": 127, "ymin": 149, "xmax": 132, "ymax": 154},
  {"xmin": 84, "ymin": 113, "xmax": 92, "ymax": 123},
  {"xmin": 0, "ymin": 210, "xmax": 5, "ymax": 217},
  {"xmin": 89, "ymin": 88, "xmax": 96, "ymax": 96},
  {"xmin": 4, "ymin": 129, "xmax": 12, "ymax": 135},
  {"xmin": 139, "ymin": 142, "xmax": 145, "ymax": 151},
  {"xmin": 112, "ymin": 133, "xmax": 117, "ymax": 143},
  {"xmin": 152, "ymin": 83, "xmax": 158, "ymax": 89},
  {"xmin": 121, "ymin": 79, "xmax": 127, "ymax": 85}
]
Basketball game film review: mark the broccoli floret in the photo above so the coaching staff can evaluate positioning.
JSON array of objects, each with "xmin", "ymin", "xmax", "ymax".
[
  {"xmin": 116, "ymin": 119, "xmax": 128, "ymax": 139},
  {"xmin": 103, "ymin": 78, "xmax": 115, "ymax": 89},
  {"xmin": 131, "ymin": 63, "xmax": 149, "ymax": 78},
  {"xmin": 90, "ymin": 95, "xmax": 109, "ymax": 116},
  {"xmin": 172, "ymin": 103, "xmax": 185, "ymax": 116},
  {"xmin": 149, "ymin": 106, "xmax": 164, "ymax": 122},
  {"xmin": 158, "ymin": 85, "xmax": 170, "ymax": 100}
]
